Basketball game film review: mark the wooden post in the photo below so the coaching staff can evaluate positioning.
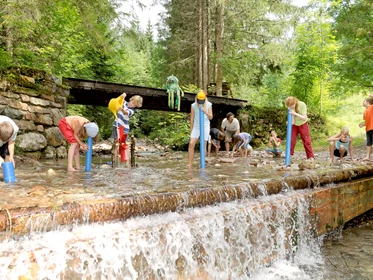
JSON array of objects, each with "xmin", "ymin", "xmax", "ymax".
[{"xmin": 131, "ymin": 135, "xmax": 135, "ymax": 167}]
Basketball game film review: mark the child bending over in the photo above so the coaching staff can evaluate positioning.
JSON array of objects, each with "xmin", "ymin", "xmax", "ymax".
[{"xmin": 231, "ymin": 132, "xmax": 253, "ymax": 158}]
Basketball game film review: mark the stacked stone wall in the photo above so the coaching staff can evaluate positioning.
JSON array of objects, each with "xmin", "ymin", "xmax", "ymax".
[{"xmin": 0, "ymin": 67, "xmax": 68, "ymax": 159}]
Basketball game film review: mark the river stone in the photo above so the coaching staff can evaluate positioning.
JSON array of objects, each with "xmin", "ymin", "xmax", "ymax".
[
  {"xmin": 43, "ymin": 146, "xmax": 56, "ymax": 159},
  {"xmin": 44, "ymin": 127, "xmax": 65, "ymax": 147},
  {"xmin": 3, "ymin": 107, "xmax": 25, "ymax": 119},
  {"xmin": 56, "ymin": 146, "xmax": 67, "ymax": 158},
  {"xmin": 17, "ymin": 133, "xmax": 47, "ymax": 152}
]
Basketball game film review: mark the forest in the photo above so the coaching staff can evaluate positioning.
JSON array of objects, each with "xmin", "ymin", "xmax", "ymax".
[{"xmin": 1, "ymin": 0, "xmax": 372, "ymax": 149}]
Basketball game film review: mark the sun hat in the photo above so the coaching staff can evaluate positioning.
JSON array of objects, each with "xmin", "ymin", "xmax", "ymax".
[
  {"xmin": 197, "ymin": 90, "xmax": 206, "ymax": 104},
  {"xmin": 84, "ymin": 122, "xmax": 99, "ymax": 138}
]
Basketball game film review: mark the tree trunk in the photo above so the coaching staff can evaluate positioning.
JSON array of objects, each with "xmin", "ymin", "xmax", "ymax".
[
  {"xmin": 198, "ymin": 0, "xmax": 203, "ymax": 89},
  {"xmin": 202, "ymin": 0, "xmax": 209, "ymax": 92},
  {"xmin": 215, "ymin": 1, "xmax": 224, "ymax": 96}
]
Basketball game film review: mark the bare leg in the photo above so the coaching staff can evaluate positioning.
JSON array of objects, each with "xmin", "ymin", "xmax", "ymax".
[
  {"xmin": 67, "ymin": 143, "xmax": 78, "ymax": 172},
  {"xmin": 74, "ymin": 147, "xmax": 81, "ymax": 170},
  {"xmin": 339, "ymin": 146, "xmax": 346, "ymax": 164},
  {"xmin": 188, "ymin": 138, "xmax": 198, "ymax": 166},
  {"xmin": 225, "ymin": 140, "xmax": 230, "ymax": 155},
  {"xmin": 329, "ymin": 141, "xmax": 335, "ymax": 165},
  {"xmin": 363, "ymin": 146, "xmax": 372, "ymax": 161},
  {"xmin": 207, "ymin": 142, "xmax": 212, "ymax": 157},
  {"xmin": 215, "ymin": 143, "xmax": 220, "ymax": 158}
]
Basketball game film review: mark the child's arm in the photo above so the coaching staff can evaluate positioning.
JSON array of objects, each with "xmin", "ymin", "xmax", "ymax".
[
  {"xmin": 359, "ymin": 122, "xmax": 366, "ymax": 128},
  {"xmin": 327, "ymin": 133, "xmax": 341, "ymax": 142},
  {"xmin": 190, "ymin": 106, "xmax": 195, "ymax": 132},
  {"xmin": 273, "ymin": 138, "xmax": 281, "ymax": 147}
]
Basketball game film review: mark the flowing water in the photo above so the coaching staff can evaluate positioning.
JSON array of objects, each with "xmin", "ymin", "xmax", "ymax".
[{"xmin": 0, "ymin": 151, "xmax": 372, "ymax": 279}]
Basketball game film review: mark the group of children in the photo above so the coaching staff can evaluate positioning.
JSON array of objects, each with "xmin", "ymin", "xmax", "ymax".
[{"xmin": 0, "ymin": 93, "xmax": 372, "ymax": 172}]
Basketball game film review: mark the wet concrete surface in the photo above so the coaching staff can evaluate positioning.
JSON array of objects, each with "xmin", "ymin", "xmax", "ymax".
[{"xmin": 1, "ymin": 144, "xmax": 373, "ymax": 234}]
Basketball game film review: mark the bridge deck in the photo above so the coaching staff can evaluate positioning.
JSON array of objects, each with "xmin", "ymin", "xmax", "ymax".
[{"xmin": 63, "ymin": 78, "xmax": 247, "ymax": 114}]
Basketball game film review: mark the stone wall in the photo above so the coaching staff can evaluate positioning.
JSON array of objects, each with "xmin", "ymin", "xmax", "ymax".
[{"xmin": 0, "ymin": 67, "xmax": 68, "ymax": 159}]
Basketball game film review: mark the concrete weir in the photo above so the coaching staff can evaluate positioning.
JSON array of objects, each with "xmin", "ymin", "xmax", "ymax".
[{"xmin": 1, "ymin": 166, "xmax": 373, "ymax": 236}]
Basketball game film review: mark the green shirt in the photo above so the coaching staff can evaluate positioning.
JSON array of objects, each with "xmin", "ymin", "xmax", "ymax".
[{"xmin": 294, "ymin": 101, "xmax": 308, "ymax": 126}]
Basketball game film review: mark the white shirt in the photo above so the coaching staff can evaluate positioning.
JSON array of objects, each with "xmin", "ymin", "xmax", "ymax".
[
  {"xmin": 221, "ymin": 118, "xmax": 240, "ymax": 132},
  {"xmin": 0, "ymin": 115, "xmax": 19, "ymax": 141}
]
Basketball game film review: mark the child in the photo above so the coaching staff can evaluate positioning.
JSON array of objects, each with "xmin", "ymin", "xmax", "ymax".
[
  {"xmin": 327, "ymin": 126, "xmax": 354, "ymax": 165},
  {"xmin": 0, "ymin": 115, "xmax": 19, "ymax": 168},
  {"xmin": 187, "ymin": 90, "xmax": 213, "ymax": 167},
  {"xmin": 207, "ymin": 128, "xmax": 225, "ymax": 158},
  {"xmin": 285, "ymin": 96, "xmax": 314, "ymax": 160},
  {"xmin": 265, "ymin": 130, "xmax": 282, "ymax": 157},
  {"xmin": 58, "ymin": 116, "xmax": 99, "ymax": 171},
  {"xmin": 231, "ymin": 132, "xmax": 253, "ymax": 158},
  {"xmin": 359, "ymin": 97, "xmax": 373, "ymax": 161},
  {"xmin": 111, "ymin": 93, "xmax": 143, "ymax": 165}
]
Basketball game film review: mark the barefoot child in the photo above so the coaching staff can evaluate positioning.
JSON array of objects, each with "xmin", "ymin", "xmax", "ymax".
[
  {"xmin": 359, "ymin": 97, "xmax": 373, "ymax": 161},
  {"xmin": 231, "ymin": 132, "xmax": 253, "ymax": 158},
  {"xmin": 327, "ymin": 126, "xmax": 354, "ymax": 165},
  {"xmin": 207, "ymin": 128, "xmax": 225, "ymax": 158},
  {"xmin": 58, "ymin": 116, "xmax": 99, "ymax": 171},
  {"xmin": 265, "ymin": 130, "xmax": 282, "ymax": 157}
]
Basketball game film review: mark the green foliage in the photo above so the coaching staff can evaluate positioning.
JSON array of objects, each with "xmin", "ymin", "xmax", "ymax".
[
  {"xmin": 331, "ymin": 0, "xmax": 373, "ymax": 89},
  {"xmin": 131, "ymin": 110, "xmax": 190, "ymax": 150}
]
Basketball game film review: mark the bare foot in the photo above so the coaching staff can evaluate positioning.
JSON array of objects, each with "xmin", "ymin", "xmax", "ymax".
[
  {"xmin": 329, "ymin": 159, "xmax": 334, "ymax": 166},
  {"xmin": 362, "ymin": 157, "xmax": 370, "ymax": 161},
  {"xmin": 67, "ymin": 168, "xmax": 77, "ymax": 172}
]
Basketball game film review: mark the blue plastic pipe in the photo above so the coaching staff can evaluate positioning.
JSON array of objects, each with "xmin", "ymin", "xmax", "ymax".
[
  {"xmin": 2, "ymin": 162, "xmax": 16, "ymax": 183},
  {"xmin": 285, "ymin": 109, "xmax": 292, "ymax": 166},
  {"xmin": 85, "ymin": 137, "xmax": 93, "ymax": 172},
  {"xmin": 199, "ymin": 106, "xmax": 206, "ymax": 169}
]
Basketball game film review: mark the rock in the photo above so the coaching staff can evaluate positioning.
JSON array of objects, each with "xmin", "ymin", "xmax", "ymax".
[
  {"xmin": 17, "ymin": 133, "xmax": 47, "ymax": 152},
  {"xmin": 44, "ymin": 127, "xmax": 65, "ymax": 147},
  {"xmin": 46, "ymin": 169, "xmax": 56, "ymax": 176}
]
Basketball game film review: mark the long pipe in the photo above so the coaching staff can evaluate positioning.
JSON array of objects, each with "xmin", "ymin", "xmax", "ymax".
[
  {"xmin": 285, "ymin": 109, "xmax": 292, "ymax": 166},
  {"xmin": 85, "ymin": 137, "xmax": 93, "ymax": 171},
  {"xmin": 199, "ymin": 106, "xmax": 206, "ymax": 169}
]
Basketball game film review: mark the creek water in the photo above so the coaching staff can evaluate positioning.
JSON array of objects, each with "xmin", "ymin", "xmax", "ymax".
[{"xmin": 0, "ymin": 151, "xmax": 372, "ymax": 279}]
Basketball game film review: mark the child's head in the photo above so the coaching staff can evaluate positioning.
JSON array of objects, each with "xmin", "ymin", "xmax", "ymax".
[
  {"xmin": 130, "ymin": 95, "xmax": 143, "ymax": 108},
  {"xmin": 83, "ymin": 122, "xmax": 99, "ymax": 140},
  {"xmin": 232, "ymin": 134, "xmax": 241, "ymax": 146},
  {"xmin": 270, "ymin": 130, "xmax": 277, "ymax": 137},
  {"xmin": 0, "ymin": 122, "xmax": 14, "ymax": 143},
  {"xmin": 285, "ymin": 96, "xmax": 299, "ymax": 112},
  {"xmin": 340, "ymin": 126, "xmax": 349, "ymax": 135},
  {"xmin": 217, "ymin": 131, "xmax": 225, "ymax": 141},
  {"xmin": 364, "ymin": 98, "xmax": 373, "ymax": 107}
]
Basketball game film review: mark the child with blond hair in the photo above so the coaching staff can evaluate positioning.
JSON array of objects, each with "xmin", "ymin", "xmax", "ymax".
[
  {"xmin": 265, "ymin": 130, "xmax": 282, "ymax": 157},
  {"xmin": 327, "ymin": 126, "xmax": 354, "ymax": 165}
]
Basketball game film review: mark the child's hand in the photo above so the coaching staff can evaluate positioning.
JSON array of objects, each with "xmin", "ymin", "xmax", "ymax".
[
  {"xmin": 80, "ymin": 144, "xmax": 89, "ymax": 152},
  {"xmin": 121, "ymin": 92, "xmax": 127, "ymax": 98},
  {"xmin": 359, "ymin": 123, "xmax": 365, "ymax": 128}
]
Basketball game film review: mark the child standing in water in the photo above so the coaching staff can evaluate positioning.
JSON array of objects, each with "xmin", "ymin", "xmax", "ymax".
[
  {"xmin": 0, "ymin": 115, "xmax": 19, "ymax": 167},
  {"xmin": 285, "ymin": 96, "xmax": 314, "ymax": 160},
  {"xmin": 58, "ymin": 116, "xmax": 99, "ymax": 171},
  {"xmin": 327, "ymin": 126, "xmax": 354, "ymax": 165},
  {"xmin": 231, "ymin": 132, "xmax": 253, "ymax": 158},
  {"xmin": 111, "ymin": 92, "xmax": 143, "ymax": 165},
  {"xmin": 187, "ymin": 90, "xmax": 213, "ymax": 167},
  {"xmin": 265, "ymin": 130, "xmax": 282, "ymax": 157}
]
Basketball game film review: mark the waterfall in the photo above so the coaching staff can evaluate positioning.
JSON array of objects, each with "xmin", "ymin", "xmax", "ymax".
[{"xmin": 0, "ymin": 190, "xmax": 326, "ymax": 279}]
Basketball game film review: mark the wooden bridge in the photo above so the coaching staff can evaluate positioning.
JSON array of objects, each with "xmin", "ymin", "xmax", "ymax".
[{"xmin": 63, "ymin": 78, "xmax": 247, "ymax": 115}]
